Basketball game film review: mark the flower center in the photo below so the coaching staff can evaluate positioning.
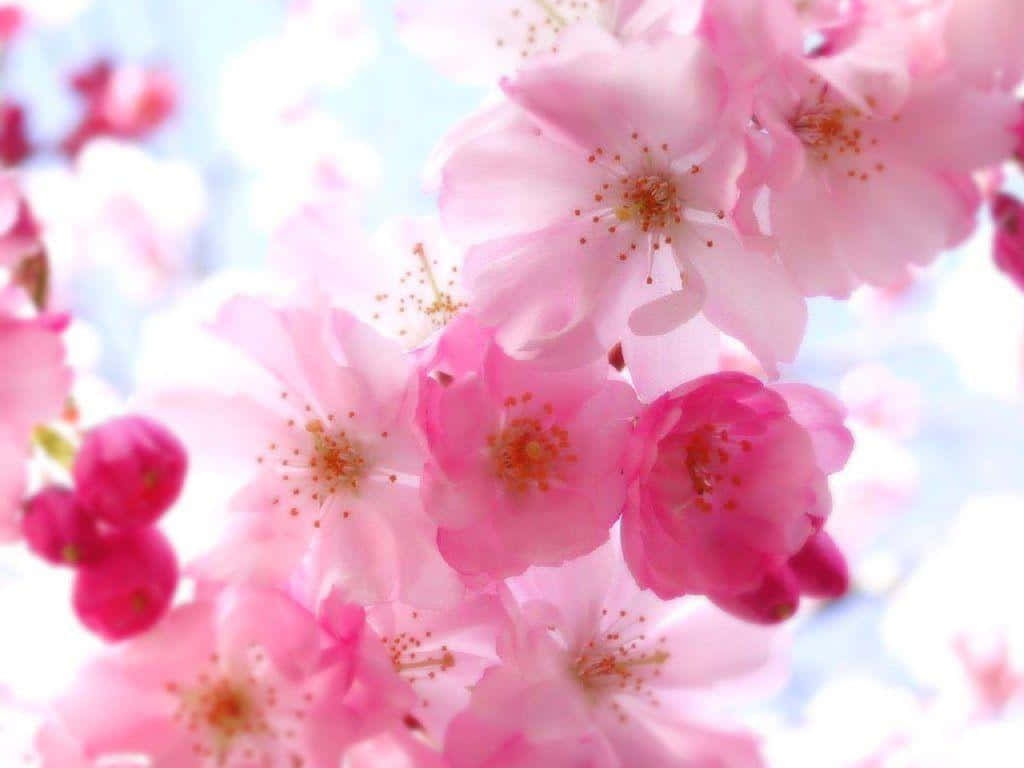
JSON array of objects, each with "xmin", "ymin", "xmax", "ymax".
[
  {"xmin": 787, "ymin": 81, "xmax": 888, "ymax": 180},
  {"xmin": 655, "ymin": 424, "xmax": 752, "ymax": 514},
  {"xmin": 614, "ymin": 174, "xmax": 682, "ymax": 232},
  {"xmin": 373, "ymin": 241, "xmax": 467, "ymax": 343},
  {"xmin": 487, "ymin": 394, "xmax": 575, "ymax": 493},
  {"xmin": 167, "ymin": 651, "xmax": 314, "ymax": 765},
  {"xmin": 305, "ymin": 418, "xmax": 367, "ymax": 492},
  {"xmin": 570, "ymin": 608, "xmax": 669, "ymax": 718},
  {"xmin": 257, "ymin": 397, "xmax": 399, "ymax": 528}
]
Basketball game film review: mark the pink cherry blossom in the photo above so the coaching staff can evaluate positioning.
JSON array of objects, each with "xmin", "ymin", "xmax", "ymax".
[
  {"xmin": 416, "ymin": 316, "xmax": 640, "ymax": 580},
  {"xmin": 724, "ymin": 5, "xmax": 1019, "ymax": 298},
  {"xmin": 397, "ymin": 0, "xmax": 698, "ymax": 85},
  {"xmin": 441, "ymin": 35, "xmax": 807, "ymax": 376},
  {"xmin": 158, "ymin": 294, "xmax": 462, "ymax": 608},
  {"xmin": 47, "ymin": 586, "xmax": 413, "ymax": 768},
  {"xmin": 444, "ymin": 541, "xmax": 785, "ymax": 768},
  {"xmin": 621, "ymin": 372, "xmax": 853, "ymax": 601}
]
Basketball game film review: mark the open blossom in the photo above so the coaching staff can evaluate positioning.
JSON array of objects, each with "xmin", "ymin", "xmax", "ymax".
[
  {"xmin": 621, "ymin": 372, "xmax": 853, "ymax": 602},
  {"xmin": 441, "ymin": 36, "xmax": 807, "ymax": 378},
  {"xmin": 397, "ymin": 0, "xmax": 698, "ymax": 84},
  {"xmin": 160, "ymin": 294, "xmax": 461, "ymax": 608},
  {"xmin": 715, "ymin": 0, "xmax": 1020, "ymax": 298},
  {"xmin": 444, "ymin": 541, "xmax": 784, "ymax": 768},
  {"xmin": 416, "ymin": 316, "xmax": 640, "ymax": 580},
  {"xmin": 44, "ymin": 587, "xmax": 412, "ymax": 768}
]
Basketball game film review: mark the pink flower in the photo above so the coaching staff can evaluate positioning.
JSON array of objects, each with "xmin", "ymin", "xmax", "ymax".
[
  {"xmin": 47, "ymin": 586, "xmax": 412, "ymax": 767},
  {"xmin": 416, "ymin": 316, "xmax": 640, "ymax": 580},
  {"xmin": 444, "ymin": 541, "xmax": 785, "ymax": 768},
  {"xmin": 73, "ymin": 415, "xmax": 187, "ymax": 529},
  {"xmin": 0, "ymin": 303, "xmax": 72, "ymax": 542},
  {"xmin": 72, "ymin": 527, "xmax": 179, "ymax": 642},
  {"xmin": 621, "ymin": 372, "xmax": 853, "ymax": 600},
  {"xmin": 397, "ymin": 0, "xmax": 697, "ymax": 85},
  {"xmin": 440, "ymin": 36, "xmax": 807, "ymax": 379},
  {"xmin": 993, "ymin": 192, "xmax": 1024, "ymax": 292},
  {"xmin": 726, "ymin": 9, "xmax": 1018, "ymax": 298},
  {"xmin": 159, "ymin": 295, "xmax": 461, "ymax": 607}
]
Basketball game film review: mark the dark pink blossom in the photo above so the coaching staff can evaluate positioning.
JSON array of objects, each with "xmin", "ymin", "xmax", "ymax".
[
  {"xmin": 73, "ymin": 415, "xmax": 187, "ymax": 529},
  {"xmin": 71, "ymin": 527, "xmax": 179, "ymax": 641},
  {"xmin": 61, "ymin": 59, "xmax": 176, "ymax": 156},
  {"xmin": 621, "ymin": 372, "xmax": 853, "ymax": 601}
]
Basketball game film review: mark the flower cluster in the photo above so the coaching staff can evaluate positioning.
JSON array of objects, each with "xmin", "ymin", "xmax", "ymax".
[
  {"xmin": 0, "ymin": 1, "xmax": 1021, "ymax": 767},
  {"xmin": 20, "ymin": 416, "xmax": 187, "ymax": 641}
]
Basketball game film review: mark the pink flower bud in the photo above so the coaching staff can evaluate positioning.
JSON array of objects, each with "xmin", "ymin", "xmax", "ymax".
[
  {"xmin": 711, "ymin": 568, "xmax": 802, "ymax": 625},
  {"xmin": 788, "ymin": 530, "xmax": 850, "ymax": 599},
  {"xmin": 73, "ymin": 415, "xmax": 187, "ymax": 529},
  {"xmin": 993, "ymin": 193, "xmax": 1024, "ymax": 292},
  {"xmin": 20, "ymin": 486, "xmax": 105, "ymax": 566},
  {"xmin": 72, "ymin": 527, "xmax": 178, "ymax": 641}
]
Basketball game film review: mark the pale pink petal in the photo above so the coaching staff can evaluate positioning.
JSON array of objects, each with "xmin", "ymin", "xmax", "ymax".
[
  {"xmin": 440, "ymin": 126, "xmax": 605, "ymax": 244},
  {"xmin": 692, "ymin": 230, "xmax": 807, "ymax": 376}
]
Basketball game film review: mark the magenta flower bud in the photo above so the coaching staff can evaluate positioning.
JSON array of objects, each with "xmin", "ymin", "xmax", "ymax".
[
  {"xmin": 1014, "ymin": 106, "xmax": 1024, "ymax": 164},
  {"xmin": 788, "ymin": 530, "xmax": 850, "ymax": 599},
  {"xmin": 993, "ymin": 193, "xmax": 1024, "ymax": 292},
  {"xmin": 72, "ymin": 527, "xmax": 178, "ymax": 642},
  {"xmin": 73, "ymin": 415, "xmax": 187, "ymax": 529},
  {"xmin": 711, "ymin": 567, "xmax": 801, "ymax": 625},
  {"xmin": 20, "ymin": 486, "xmax": 105, "ymax": 566}
]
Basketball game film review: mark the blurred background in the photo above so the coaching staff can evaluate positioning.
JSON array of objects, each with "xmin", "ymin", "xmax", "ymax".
[{"xmin": 2, "ymin": 1, "xmax": 1023, "ymax": 764}]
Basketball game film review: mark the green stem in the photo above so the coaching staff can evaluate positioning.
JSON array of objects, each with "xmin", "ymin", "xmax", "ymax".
[{"xmin": 532, "ymin": 0, "xmax": 568, "ymax": 28}]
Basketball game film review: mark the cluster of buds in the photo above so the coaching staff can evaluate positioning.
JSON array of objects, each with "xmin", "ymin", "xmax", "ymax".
[{"xmin": 21, "ymin": 416, "xmax": 187, "ymax": 641}]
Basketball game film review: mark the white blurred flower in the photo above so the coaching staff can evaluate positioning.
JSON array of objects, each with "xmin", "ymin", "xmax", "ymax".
[
  {"xmin": 884, "ymin": 496, "xmax": 1024, "ymax": 716},
  {"xmin": 927, "ymin": 237, "xmax": 1024, "ymax": 402},
  {"xmin": 24, "ymin": 140, "xmax": 206, "ymax": 301}
]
